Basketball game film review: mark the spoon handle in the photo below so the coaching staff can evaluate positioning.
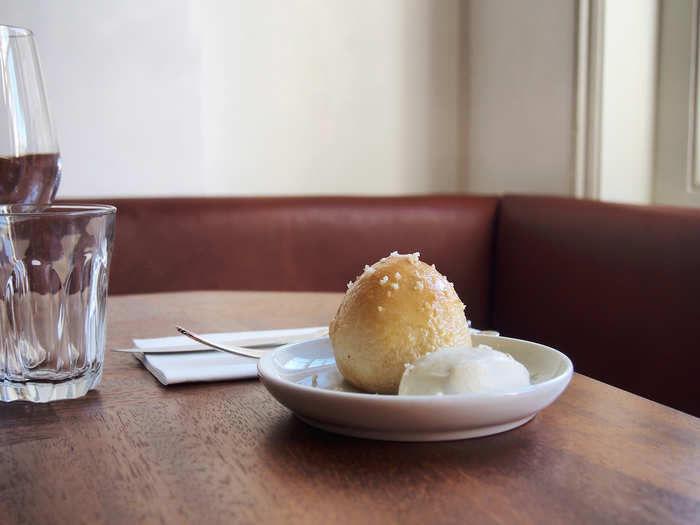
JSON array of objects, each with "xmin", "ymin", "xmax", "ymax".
[{"xmin": 176, "ymin": 326, "xmax": 269, "ymax": 359}]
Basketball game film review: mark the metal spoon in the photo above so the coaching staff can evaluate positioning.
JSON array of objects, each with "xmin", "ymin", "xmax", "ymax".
[
  {"xmin": 175, "ymin": 326, "xmax": 271, "ymax": 359},
  {"xmin": 175, "ymin": 325, "xmax": 329, "ymax": 359}
]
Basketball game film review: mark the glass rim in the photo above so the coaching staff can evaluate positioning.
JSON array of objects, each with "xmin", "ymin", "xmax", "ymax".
[
  {"xmin": 0, "ymin": 25, "xmax": 34, "ymax": 38},
  {"xmin": 0, "ymin": 204, "xmax": 116, "ymax": 217}
]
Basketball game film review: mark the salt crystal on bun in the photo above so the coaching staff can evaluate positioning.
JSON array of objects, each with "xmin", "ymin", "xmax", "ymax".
[{"xmin": 329, "ymin": 252, "xmax": 471, "ymax": 394}]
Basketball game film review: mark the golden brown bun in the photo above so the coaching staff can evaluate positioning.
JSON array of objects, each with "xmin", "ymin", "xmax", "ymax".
[{"xmin": 329, "ymin": 252, "xmax": 471, "ymax": 394}]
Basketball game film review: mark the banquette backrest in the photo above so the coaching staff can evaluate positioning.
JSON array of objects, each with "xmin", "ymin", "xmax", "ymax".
[
  {"xmin": 492, "ymin": 195, "xmax": 700, "ymax": 416},
  {"xmin": 80, "ymin": 196, "xmax": 499, "ymax": 329}
]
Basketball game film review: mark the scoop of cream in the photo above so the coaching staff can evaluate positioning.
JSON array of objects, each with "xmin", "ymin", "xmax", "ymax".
[{"xmin": 398, "ymin": 345, "xmax": 530, "ymax": 395}]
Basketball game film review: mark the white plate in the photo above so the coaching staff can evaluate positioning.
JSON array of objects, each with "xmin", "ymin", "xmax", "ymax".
[{"xmin": 258, "ymin": 335, "xmax": 573, "ymax": 442}]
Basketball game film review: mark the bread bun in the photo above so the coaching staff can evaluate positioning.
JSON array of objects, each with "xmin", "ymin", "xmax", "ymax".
[{"xmin": 329, "ymin": 252, "xmax": 471, "ymax": 394}]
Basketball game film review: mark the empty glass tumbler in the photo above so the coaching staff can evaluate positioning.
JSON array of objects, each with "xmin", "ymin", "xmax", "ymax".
[{"xmin": 0, "ymin": 205, "xmax": 115, "ymax": 402}]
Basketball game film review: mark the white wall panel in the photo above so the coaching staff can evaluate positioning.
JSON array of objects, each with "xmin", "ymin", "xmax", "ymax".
[
  {"xmin": 3, "ymin": 0, "xmax": 462, "ymax": 197},
  {"xmin": 459, "ymin": 0, "xmax": 577, "ymax": 196},
  {"xmin": 2, "ymin": 1, "xmax": 587, "ymax": 198}
]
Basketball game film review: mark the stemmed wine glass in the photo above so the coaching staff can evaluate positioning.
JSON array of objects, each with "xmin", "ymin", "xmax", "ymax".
[
  {"xmin": 0, "ymin": 25, "xmax": 62, "ymax": 381},
  {"xmin": 0, "ymin": 24, "xmax": 61, "ymax": 204}
]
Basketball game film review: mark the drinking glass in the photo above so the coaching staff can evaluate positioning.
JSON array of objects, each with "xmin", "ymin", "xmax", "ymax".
[
  {"xmin": 0, "ymin": 205, "xmax": 115, "ymax": 402},
  {"xmin": 0, "ymin": 25, "xmax": 61, "ymax": 204}
]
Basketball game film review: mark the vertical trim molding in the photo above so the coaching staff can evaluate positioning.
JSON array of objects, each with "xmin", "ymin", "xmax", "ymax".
[
  {"xmin": 573, "ymin": 0, "xmax": 605, "ymax": 199},
  {"xmin": 653, "ymin": 0, "xmax": 700, "ymax": 206},
  {"xmin": 688, "ymin": 0, "xmax": 700, "ymax": 191}
]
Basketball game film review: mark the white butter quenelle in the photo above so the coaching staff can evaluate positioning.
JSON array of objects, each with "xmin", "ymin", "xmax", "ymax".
[{"xmin": 398, "ymin": 345, "xmax": 530, "ymax": 396}]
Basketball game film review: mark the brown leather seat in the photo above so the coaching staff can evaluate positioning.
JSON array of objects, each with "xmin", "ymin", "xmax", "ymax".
[
  {"xmin": 81, "ymin": 196, "xmax": 499, "ymax": 329},
  {"xmin": 492, "ymin": 195, "xmax": 700, "ymax": 416},
  {"xmin": 66, "ymin": 194, "xmax": 700, "ymax": 416}
]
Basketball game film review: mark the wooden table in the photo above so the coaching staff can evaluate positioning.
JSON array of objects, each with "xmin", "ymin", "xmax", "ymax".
[{"xmin": 1, "ymin": 291, "xmax": 698, "ymax": 524}]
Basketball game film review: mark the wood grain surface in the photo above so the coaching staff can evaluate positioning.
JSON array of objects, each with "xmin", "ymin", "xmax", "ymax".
[{"xmin": 1, "ymin": 291, "xmax": 698, "ymax": 525}]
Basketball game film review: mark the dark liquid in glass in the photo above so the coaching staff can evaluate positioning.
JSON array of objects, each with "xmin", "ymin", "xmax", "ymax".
[{"xmin": 0, "ymin": 153, "xmax": 61, "ymax": 204}]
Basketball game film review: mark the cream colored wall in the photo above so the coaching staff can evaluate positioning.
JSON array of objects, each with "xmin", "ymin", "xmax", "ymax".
[
  {"xmin": 459, "ymin": 0, "xmax": 577, "ymax": 196},
  {"xmin": 196, "ymin": 0, "xmax": 461, "ymax": 195},
  {"xmin": 4, "ymin": 0, "xmax": 583, "ymax": 198},
  {"xmin": 460, "ymin": 0, "xmax": 661, "ymax": 205},
  {"xmin": 5, "ymin": 0, "xmax": 462, "ymax": 197},
  {"xmin": 3, "ymin": 0, "xmax": 205, "ymax": 198},
  {"xmin": 599, "ymin": 0, "xmax": 657, "ymax": 205}
]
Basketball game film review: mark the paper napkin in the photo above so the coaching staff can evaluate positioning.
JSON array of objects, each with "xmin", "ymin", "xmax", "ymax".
[{"xmin": 132, "ymin": 326, "xmax": 327, "ymax": 386}]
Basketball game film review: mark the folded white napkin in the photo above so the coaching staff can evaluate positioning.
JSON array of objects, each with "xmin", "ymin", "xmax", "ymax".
[{"xmin": 132, "ymin": 326, "xmax": 327, "ymax": 385}]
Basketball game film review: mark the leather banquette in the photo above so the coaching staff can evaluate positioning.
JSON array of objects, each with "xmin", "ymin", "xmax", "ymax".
[{"xmin": 69, "ymin": 195, "xmax": 700, "ymax": 417}]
